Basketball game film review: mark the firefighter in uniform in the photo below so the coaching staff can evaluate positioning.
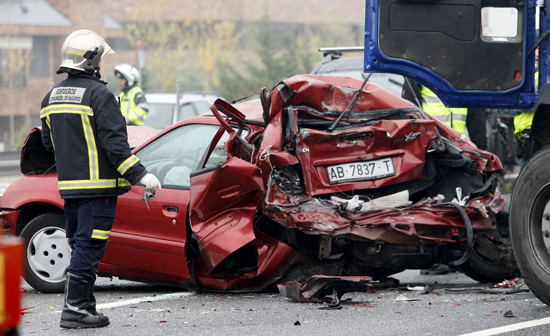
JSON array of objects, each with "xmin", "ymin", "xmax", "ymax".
[
  {"xmin": 114, "ymin": 64, "xmax": 149, "ymax": 125},
  {"xmin": 40, "ymin": 30, "xmax": 161, "ymax": 329}
]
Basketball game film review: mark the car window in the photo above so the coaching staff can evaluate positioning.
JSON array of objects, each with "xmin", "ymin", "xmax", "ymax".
[
  {"xmin": 135, "ymin": 124, "xmax": 250, "ymax": 188},
  {"xmin": 192, "ymin": 101, "xmax": 211, "ymax": 114},
  {"xmin": 203, "ymin": 127, "xmax": 249, "ymax": 168},
  {"xmin": 178, "ymin": 103, "xmax": 196, "ymax": 121},
  {"xmin": 322, "ymin": 70, "xmax": 364, "ymax": 81},
  {"xmin": 368, "ymin": 73, "xmax": 404, "ymax": 96},
  {"xmin": 136, "ymin": 124, "xmax": 221, "ymax": 187},
  {"xmin": 321, "ymin": 71, "xmax": 404, "ymax": 96},
  {"xmin": 144, "ymin": 103, "xmax": 174, "ymax": 129}
]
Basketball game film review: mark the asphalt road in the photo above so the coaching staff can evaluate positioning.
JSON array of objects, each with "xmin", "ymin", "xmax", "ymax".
[{"xmin": 18, "ymin": 270, "xmax": 550, "ymax": 336}]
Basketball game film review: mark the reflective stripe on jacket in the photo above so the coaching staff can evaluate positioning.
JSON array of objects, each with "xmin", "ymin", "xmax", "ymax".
[
  {"xmin": 420, "ymin": 86, "xmax": 468, "ymax": 134},
  {"xmin": 120, "ymin": 86, "xmax": 149, "ymax": 126},
  {"xmin": 40, "ymin": 73, "xmax": 147, "ymax": 199}
]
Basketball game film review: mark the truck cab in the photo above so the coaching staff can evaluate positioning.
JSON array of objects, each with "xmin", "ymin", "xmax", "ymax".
[{"xmin": 364, "ymin": 0, "xmax": 550, "ymax": 306}]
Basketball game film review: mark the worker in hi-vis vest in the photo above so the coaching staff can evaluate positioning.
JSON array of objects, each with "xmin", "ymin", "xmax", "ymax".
[
  {"xmin": 114, "ymin": 64, "xmax": 149, "ymax": 126},
  {"xmin": 513, "ymin": 69, "xmax": 539, "ymax": 170},
  {"xmin": 419, "ymin": 86, "xmax": 468, "ymax": 134},
  {"xmin": 402, "ymin": 81, "xmax": 468, "ymax": 135}
]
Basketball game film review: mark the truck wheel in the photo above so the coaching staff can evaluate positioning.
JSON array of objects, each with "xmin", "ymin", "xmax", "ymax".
[
  {"xmin": 510, "ymin": 146, "xmax": 550, "ymax": 306},
  {"xmin": 20, "ymin": 213, "xmax": 70, "ymax": 293}
]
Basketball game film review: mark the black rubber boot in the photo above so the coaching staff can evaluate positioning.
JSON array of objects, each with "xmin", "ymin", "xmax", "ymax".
[
  {"xmin": 86, "ymin": 245, "xmax": 107, "ymax": 316},
  {"xmin": 86, "ymin": 277, "xmax": 99, "ymax": 316},
  {"xmin": 60, "ymin": 273, "xmax": 109, "ymax": 329}
]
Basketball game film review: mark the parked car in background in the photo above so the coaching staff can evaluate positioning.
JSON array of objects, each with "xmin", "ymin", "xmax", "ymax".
[
  {"xmin": 310, "ymin": 47, "xmax": 405, "ymax": 96},
  {"xmin": 0, "ymin": 75, "xmax": 517, "ymax": 302},
  {"xmin": 144, "ymin": 92, "xmax": 221, "ymax": 129}
]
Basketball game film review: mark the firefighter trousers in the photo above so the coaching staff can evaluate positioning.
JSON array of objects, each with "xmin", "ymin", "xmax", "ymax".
[{"xmin": 64, "ymin": 197, "xmax": 118, "ymax": 280}]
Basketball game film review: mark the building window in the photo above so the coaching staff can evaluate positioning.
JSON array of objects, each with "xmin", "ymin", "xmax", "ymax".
[
  {"xmin": 29, "ymin": 36, "xmax": 50, "ymax": 78},
  {"xmin": 0, "ymin": 49, "xmax": 28, "ymax": 88},
  {"xmin": 0, "ymin": 36, "xmax": 32, "ymax": 88}
]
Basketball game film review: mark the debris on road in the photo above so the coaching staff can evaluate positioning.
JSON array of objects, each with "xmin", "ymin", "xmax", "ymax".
[
  {"xmin": 444, "ymin": 279, "xmax": 530, "ymax": 295},
  {"xmin": 503, "ymin": 310, "xmax": 515, "ymax": 318}
]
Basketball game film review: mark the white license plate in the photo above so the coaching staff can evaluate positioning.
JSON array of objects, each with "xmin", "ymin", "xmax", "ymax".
[{"xmin": 326, "ymin": 158, "xmax": 395, "ymax": 184}]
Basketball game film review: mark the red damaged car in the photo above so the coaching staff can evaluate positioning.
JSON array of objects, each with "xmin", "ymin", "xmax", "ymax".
[{"xmin": 0, "ymin": 75, "xmax": 518, "ymax": 300}]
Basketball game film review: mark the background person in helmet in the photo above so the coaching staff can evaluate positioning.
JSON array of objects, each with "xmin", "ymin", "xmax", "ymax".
[
  {"xmin": 114, "ymin": 64, "xmax": 149, "ymax": 126},
  {"xmin": 40, "ymin": 30, "xmax": 161, "ymax": 329}
]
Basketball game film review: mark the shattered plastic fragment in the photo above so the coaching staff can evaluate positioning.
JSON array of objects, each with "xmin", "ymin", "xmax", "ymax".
[
  {"xmin": 412, "ymin": 194, "xmax": 445, "ymax": 207},
  {"xmin": 335, "ymin": 191, "xmax": 413, "ymax": 213},
  {"xmin": 407, "ymin": 286, "xmax": 424, "ymax": 291},
  {"xmin": 395, "ymin": 295, "xmax": 419, "ymax": 301},
  {"xmin": 504, "ymin": 310, "xmax": 516, "ymax": 317},
  {"xmin": 495, "ymin": 279, "xmax": 518, "ymax": 288},
  {"xmin": 451, "ymin": 187, "xmax": 469, "ymax": 206}
]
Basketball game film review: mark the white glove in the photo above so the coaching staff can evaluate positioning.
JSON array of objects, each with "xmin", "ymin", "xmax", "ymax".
[{"xmin": 139, "ymin": 173, "xmax": 162, "ymax": 191}]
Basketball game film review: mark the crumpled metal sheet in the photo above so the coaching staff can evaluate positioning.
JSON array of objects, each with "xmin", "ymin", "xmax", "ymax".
[{"xmin": 277, "ymin": 275, "xmax": 372, "ymax": 302}]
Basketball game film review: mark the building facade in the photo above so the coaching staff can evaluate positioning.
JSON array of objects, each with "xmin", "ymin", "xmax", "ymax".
[{"xmin": 0, "ymin": 0, "xmax": 365, "ymax": 150}]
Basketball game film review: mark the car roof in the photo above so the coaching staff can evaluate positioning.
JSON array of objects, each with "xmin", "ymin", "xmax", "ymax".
[{"xmin": 310, "ymin": 56, "xmax": 364, "ymax": 75}]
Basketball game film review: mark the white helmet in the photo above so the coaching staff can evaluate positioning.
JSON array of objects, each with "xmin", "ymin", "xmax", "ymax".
[
  {"xmin": 59, "ymin": 30, "xmax": 114, "ymax": 74},
  {"xmin": 114, "ymin": 64, "xmax": 140, "ymax": 87}
]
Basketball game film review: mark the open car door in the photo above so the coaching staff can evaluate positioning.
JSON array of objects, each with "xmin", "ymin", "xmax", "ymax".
[
  {"xmin": 365, "ymin": 0, "xmax": 538, "ymax": 109},
  {"xmin": 188, "ymin": 100, "xmax": 264, "ymax": 275}
]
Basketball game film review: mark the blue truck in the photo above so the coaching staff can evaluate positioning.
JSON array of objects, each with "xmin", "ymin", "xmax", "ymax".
[{"xmin": 364, "ymin": 0, "xmax": 550, "ymax": 305}]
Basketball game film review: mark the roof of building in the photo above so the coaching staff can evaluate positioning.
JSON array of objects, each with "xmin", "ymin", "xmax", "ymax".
[
  {"xmin": 104, "ymin": 13, "xmax": 123, "ymax": 30},
  {"xmin": 0, "ymin": 0, "xmax": 73, "ymax": 27},
  {"xmin": 103, "ymin": 13, "xmax": 124, "ymax": 29},
  {"xmin": 106, "ymin": 0, "xmax": 365, "ymax": 26}
]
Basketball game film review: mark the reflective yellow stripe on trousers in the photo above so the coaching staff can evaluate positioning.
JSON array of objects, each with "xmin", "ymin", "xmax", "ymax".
[{"xmin": 91, "ymin": 229, "xmax": 110, "ymax": 240}]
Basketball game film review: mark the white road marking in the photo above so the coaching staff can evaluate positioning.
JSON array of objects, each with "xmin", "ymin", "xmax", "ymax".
[
  {"xmin": 96, "ymin": 292, "xmax": 193, "ymax": 310},
  {"xmin": 459, "ymin": 317, "xmax": 550, "ymax": 336}
]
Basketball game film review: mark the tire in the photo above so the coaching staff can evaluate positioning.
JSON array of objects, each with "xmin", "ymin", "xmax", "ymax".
[
  {"xmin": 20, "ymin": 213, "xmax": 70, "ymax": 293},
  {"xmin": 459, "ymin": 254, "xmax": 519, "ymax": 284},
  {"xmin": 510, "ymin": 146, "xmax": 550, "ymax": 305},
  {"xmin": 458, "ymin": 221, "xmax": 520, "ymax": 283}
]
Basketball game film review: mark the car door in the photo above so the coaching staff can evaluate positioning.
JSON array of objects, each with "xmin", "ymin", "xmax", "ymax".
[
  {"xmin": 188, "ymin": 100, "xmax": 264, "ymax": 274},
  {"xmin": 364, "ymin": 0, "xmax": 537, "ymax": 109},
  {"xmin": 102, "ymin": 123, "xmax": 225, "ymax": 282}
]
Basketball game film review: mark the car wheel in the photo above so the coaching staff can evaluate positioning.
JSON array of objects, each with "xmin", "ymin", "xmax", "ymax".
[
  {"xmin": 458, "ymin": 219, "xmax": 519, "ymax": 284},
  {"xmin": 458, "ymin": 254, "xmax": 519, "ymax": 283},
  {"xmin": 510, "ymin": 146, "xmax": 550, "ymax": 305},
  {"xmin": 20, "ymin": 213, "xmax": 70, "ymax": 293}
]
